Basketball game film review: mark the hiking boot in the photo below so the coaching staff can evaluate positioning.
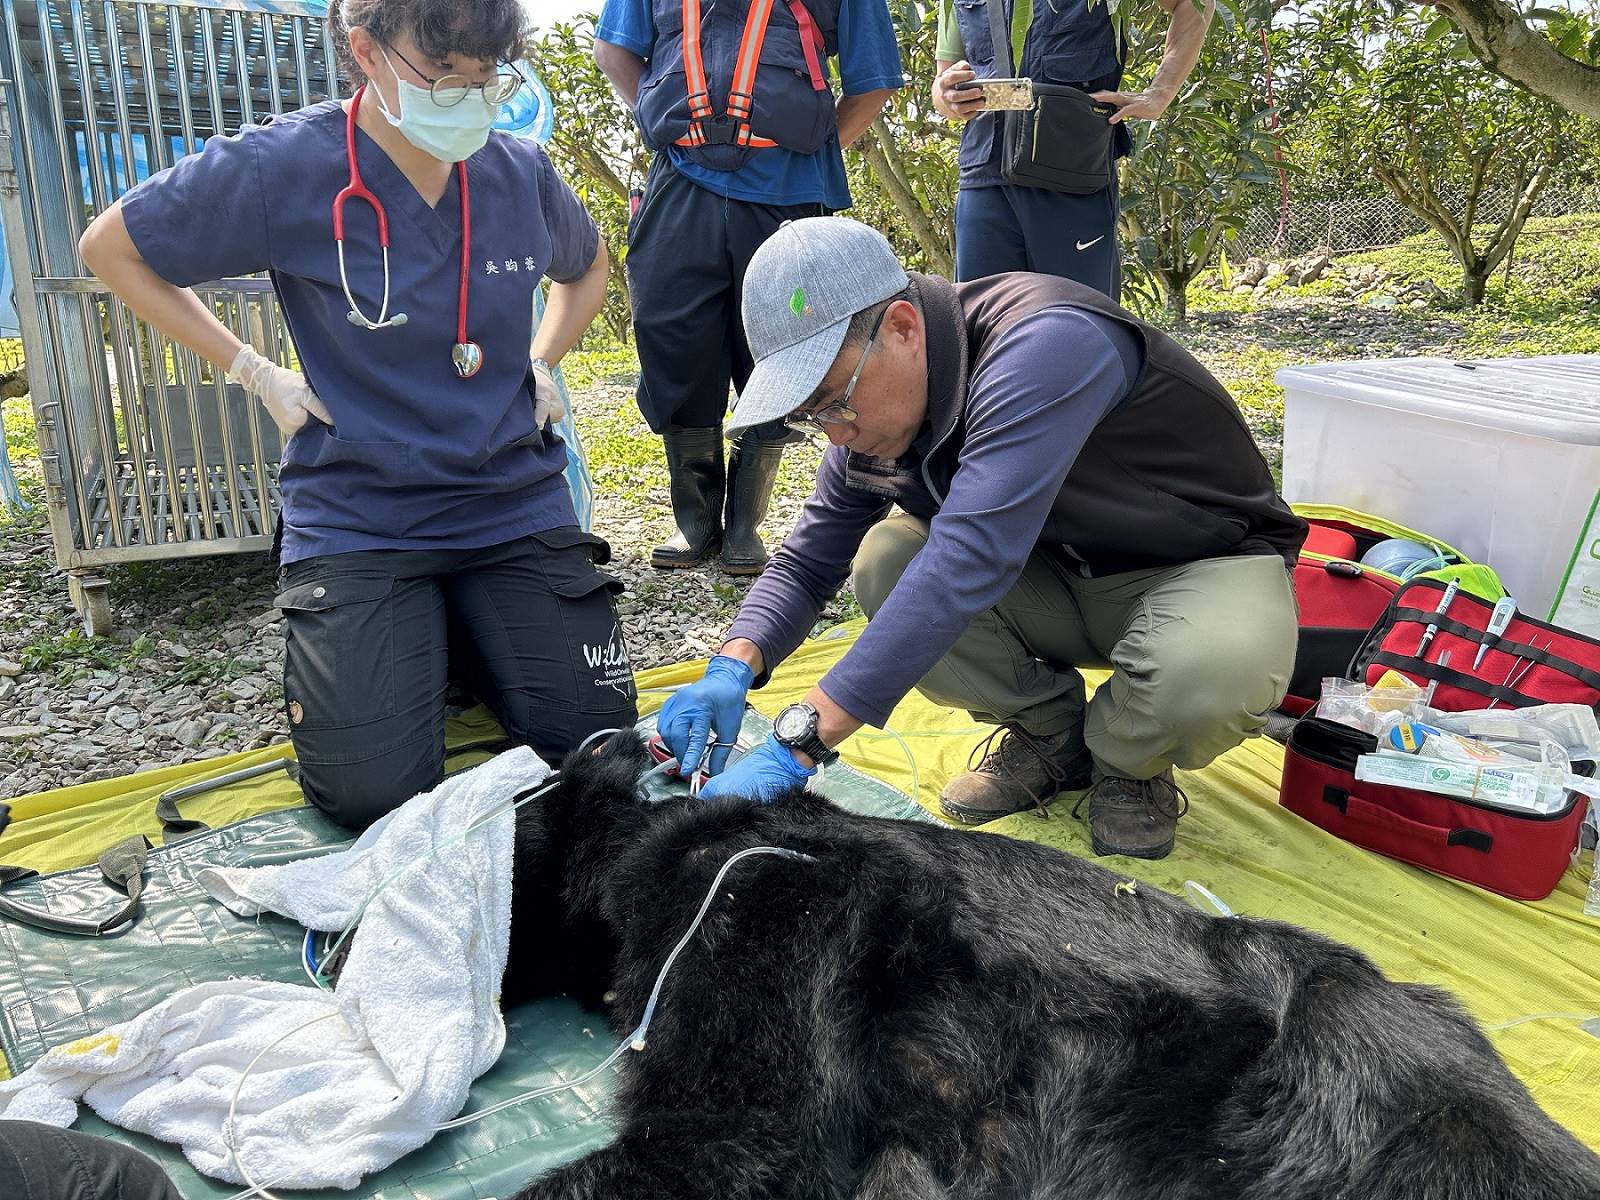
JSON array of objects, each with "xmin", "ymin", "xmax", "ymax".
[
  {"xmin": 652, "ymin": 425, "xmax": 725, "ymax": 569},
  {"xmin": 721, "ymin": 436, "xmax": 786, "ymax": 575},
  {"xmin": 1075, "ymin": 768, "xmax": 1189, "ymax": 860},
  {"xmin": 939, "ymin": 725, "xmax": 1094, "ymax": 825}
]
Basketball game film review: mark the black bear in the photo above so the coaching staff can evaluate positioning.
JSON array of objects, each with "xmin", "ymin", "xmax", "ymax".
[{"xmin": 501, "ymin": 731, "xmax": 1600, "ymax": 1199}]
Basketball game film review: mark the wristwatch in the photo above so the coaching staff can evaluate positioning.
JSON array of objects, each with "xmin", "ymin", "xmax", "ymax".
[{"xmin": 773, "ymin": 702, "xmax": 838, "ymax": 766}]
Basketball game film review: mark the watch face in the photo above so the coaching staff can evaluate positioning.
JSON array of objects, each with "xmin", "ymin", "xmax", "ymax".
[{"xmin": 774, "ymin": 704, "xmax": 812, "ymax": 741}]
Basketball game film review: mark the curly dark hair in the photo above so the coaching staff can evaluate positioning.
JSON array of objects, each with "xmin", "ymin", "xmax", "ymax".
[{"xmin": 329, "ymin": 0, "xmax": 530, "ymax": 86}]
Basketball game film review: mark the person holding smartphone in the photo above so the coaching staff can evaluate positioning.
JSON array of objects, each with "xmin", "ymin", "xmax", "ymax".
[{"xmin": 931, "ymin": 0, "xmax": 1214, "ymax": 295}]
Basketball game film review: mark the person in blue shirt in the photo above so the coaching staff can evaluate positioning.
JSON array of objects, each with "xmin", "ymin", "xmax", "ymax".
[
  {"xmin": 77, "ymin": 0, "xmax": 638, "ymax": 828},
  {"xmin": 593, "ymin": 0, "xmax": 902, "ymax": 575},
  {"xmin": 930, "ymin": 0, "xmax": 1214, "ymax": 294}
]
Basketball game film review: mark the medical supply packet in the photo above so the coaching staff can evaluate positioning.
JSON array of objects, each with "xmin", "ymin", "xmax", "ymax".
[{"xmin": 1354, "ymin": 753, "xmax": 1596, "ymax": 817}]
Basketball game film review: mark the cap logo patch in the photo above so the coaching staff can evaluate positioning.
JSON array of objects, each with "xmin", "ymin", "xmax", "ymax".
[{"xmin": 790, "ymin": 286, "xmax": 810, "ymax": 317}]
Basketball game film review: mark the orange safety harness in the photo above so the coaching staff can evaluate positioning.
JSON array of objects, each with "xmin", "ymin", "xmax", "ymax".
[{"xmin": 677, "ymin": 0, "xmax": 829, "ymax": 151}]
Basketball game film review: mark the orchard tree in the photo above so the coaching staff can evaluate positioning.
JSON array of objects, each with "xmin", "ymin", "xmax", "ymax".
[
  {"xmin": 1117, "ymin": 1, "xmax": 1284, "ymax": 321},
  {"xmin": 1300, "ymin": 8, "xmax": 1575, "ymax": 305},
  {"xmin": 529, "ymin": 17, "xmax": 648, "ymax": 340}
]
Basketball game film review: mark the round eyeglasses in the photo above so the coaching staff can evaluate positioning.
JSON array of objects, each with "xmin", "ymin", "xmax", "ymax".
[
  {"xmin": 387, "ymin": 44, "xmax": 525, "ymax": 107},
  {"xmin": 783, "ymin": 306, "xmax": 889, "ymax": 436}
]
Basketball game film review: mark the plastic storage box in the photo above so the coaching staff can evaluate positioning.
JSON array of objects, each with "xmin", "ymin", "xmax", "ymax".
[{"xmin": 1277, "ymin": 355, "xmax": 1600, "ymax": 620}]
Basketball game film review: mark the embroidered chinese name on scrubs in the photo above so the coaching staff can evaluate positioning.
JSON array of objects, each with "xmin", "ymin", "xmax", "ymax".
[{"xmin": 120, "ymin": 100, "xmax": 600, "ymax": 563}]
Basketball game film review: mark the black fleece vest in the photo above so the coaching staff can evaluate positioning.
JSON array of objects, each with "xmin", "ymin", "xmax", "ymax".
[{"xmin": 843, "ymin": 273, "xmax": 1308, "ymax": 575}]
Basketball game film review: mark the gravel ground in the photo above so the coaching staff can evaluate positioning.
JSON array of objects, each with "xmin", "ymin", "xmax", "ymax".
[{"xmin": 0, "ymin": 266, "xmax": 1564, "ymax": 798}]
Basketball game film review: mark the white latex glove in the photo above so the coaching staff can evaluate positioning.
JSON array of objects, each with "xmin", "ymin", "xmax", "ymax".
[
  {"xmin": 228, "ymin": 345, "xmax": 333, "ymax": 440},
  {"xmin": 532, "ymin": 357, "xmax": 566, "ymax": 427}
]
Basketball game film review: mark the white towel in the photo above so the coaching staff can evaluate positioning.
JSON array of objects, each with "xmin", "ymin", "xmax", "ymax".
[{"xmin": 0, "ymin": 747, "xmax": 548, "ymax": 1190}]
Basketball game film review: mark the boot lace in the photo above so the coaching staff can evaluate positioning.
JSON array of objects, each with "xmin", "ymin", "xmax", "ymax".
[
  {"xmin": 967, "ymin": 724, "xmax": 1074, "ymax": 820},
  {"xmin": 1072, "ymin": 772, "xmax": 1190, "ymax": 823}
]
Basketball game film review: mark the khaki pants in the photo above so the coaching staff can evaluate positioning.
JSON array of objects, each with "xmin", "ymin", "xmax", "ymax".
[{"xmin": 852, "ymin": 515, "xmax": 1298, "ymax": 780}]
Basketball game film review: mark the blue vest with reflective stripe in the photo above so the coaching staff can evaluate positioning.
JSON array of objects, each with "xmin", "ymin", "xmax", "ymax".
[
  {"xmin": 636, "ymin": 0, "xmax": 842, "ymax": 172},
  {"xmin": 951, "ymin": 0, "xmax": 1124, "ymax": 186}
]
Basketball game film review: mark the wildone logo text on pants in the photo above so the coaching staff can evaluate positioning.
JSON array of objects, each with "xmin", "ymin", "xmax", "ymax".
[{"xmin": 584, "ymin": 625, "xmax": 634, "ymax": 697}]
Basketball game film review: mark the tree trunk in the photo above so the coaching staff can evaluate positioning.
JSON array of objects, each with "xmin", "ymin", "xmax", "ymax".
[
  {"xmin": 1461, "ymin": 263, "xmax": 1489, "ymax": 306},
  {"xmin": 857, "ymin": 119, "xmax": 956, "ymax": 278},
  {"xmin": 1421, "ymin": 0, "xmax": 1600, "ymax": 121},
  {"xmin": 1161, "ymin": 269, "xmax": 1190, "ymax": 322}
]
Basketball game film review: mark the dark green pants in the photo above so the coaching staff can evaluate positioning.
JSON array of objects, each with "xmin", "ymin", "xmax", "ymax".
[{"xmin": 852, "ymin": 515, "xmax": 1298, "ymax": 779}]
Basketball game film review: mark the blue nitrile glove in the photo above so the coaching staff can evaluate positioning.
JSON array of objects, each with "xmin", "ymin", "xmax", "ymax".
[
  {"xmin": 697, "ymin": 733, "xmax": 817, "ymax": 802},
  {"xmin": 658, "ymin": 654, "xmax": 755, "ymax": 777}
]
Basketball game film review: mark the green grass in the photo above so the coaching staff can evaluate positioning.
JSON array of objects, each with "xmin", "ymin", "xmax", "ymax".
[
  {"xmin": 156, "ymin": 652, "xmax": 262, "ymax": 690},
  {"xmin": 560, "ymin": 343, "xmax": 643, "ymax": 391},
  {"xmin": 19, "ymin": 629, "xmax": 154, "ymax": 680},
  {"xmin": 1171, "ymin": 213, "xmax": 1600, "ymax": 462}
]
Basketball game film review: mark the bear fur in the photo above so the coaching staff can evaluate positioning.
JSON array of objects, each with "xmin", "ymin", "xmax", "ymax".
[{"xmin": 500, "ymin": 731, "xmax": 1600, "ymax": 1199}]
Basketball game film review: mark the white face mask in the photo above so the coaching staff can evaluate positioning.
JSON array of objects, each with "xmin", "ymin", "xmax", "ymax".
[{"xmin": 373, "ymin": 47, "xmax": 496, "ymax": 162}]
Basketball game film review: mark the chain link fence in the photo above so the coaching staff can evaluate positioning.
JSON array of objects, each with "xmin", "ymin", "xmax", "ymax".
[{"xmin": 1225, "ymin": 179, "xmax": 1600, "ymax": 260}]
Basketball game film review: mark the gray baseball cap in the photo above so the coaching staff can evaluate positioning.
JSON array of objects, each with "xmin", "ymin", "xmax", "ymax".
[{"xmin": 729, "ymin": 216, "xmax": 909, "ymax": 434}]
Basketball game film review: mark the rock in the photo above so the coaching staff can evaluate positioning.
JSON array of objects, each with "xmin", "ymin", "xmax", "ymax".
[
  {"xmin": 249, "ymin": 608, "xmax": 283, "ymax": 630},
  {"xmin": 173, "ymin": 718, "xmax": 210, "ymax": 748},
  {"xmin": 170, "ymin": 643, "xmax": 193, "ymax": 659},
  {"xmin": 114, "ymin": 711, "xmax": 141, "ymax": 731},
  {"xmin": 0, "ymin": 660, "xmax": 21, "ymax": 677},
  {"xmin": 0, "ymin": 725, "xmax": 47, "ymax": 740},
  {"xmin": 225, "ymin": 680, "xmax": 259, "ymax": 702},
  {"xmin": 1234, "ymin": 256, "xmax": 1269, "ymax": 288},
  {"xmin": 1288, "ymin": 253, "xmax": 1332, "ymax": 287},
  {"xmin": 0, "ymin": 678, "xmax": 15, "ymax": 702}
]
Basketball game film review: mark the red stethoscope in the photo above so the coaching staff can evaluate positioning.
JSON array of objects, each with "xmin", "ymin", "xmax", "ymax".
[{"xmin": 334, "ymin": 84, "xmax": 483, "ymax": 379}]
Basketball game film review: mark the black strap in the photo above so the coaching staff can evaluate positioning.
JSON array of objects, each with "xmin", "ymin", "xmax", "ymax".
[
  {"xmin": 1366, "ymin": 651, "xmax": 1542, "ymax": 708},
  {"xmin": 987, "ymin": 0, "xmax": 1014, "ymax": 76},
  {"xmin": 1447, "ymin": 828, "xmax": 1493, "ymax": 853},
  {"xmin": 0, "ymin": 836, "xmax": 150, "ymax": 937},
  {"xmin": 1385, "ymin": 607, "xmax": 1600, "ymax": 690},
  {"xmin": 1354, "ymin": 597, "xmax": 1600, "ymax": 694}
]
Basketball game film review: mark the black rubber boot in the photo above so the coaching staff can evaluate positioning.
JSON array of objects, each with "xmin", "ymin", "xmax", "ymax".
[
  {"xmin": 721, "ymin": 436, "xmax": 786, "ymax": 575},
  {"xmin": 651, "ymin": 425, "xmax": 725, "ymax": 569}
]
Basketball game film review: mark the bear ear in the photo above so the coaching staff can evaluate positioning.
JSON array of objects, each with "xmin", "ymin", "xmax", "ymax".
[{"xmin": 558, "ymin": 728, "xmax": 652, "ymax": 795}]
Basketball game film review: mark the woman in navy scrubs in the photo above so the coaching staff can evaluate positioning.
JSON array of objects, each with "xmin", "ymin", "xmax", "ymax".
[{"xmin": 80, "ymin": 0, "xmax": 638, "ymax": 827}]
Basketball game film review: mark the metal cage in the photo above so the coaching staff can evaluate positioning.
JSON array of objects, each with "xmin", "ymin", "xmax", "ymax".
[{"xmin": 0, "ymin": 0, "xmax": 337, "ymax": 634}]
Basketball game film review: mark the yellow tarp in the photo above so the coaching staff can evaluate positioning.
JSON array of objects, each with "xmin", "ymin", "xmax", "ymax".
[{"xmin": 3, "ymin": 622, "xmax": 1597, "ymax": 1148}]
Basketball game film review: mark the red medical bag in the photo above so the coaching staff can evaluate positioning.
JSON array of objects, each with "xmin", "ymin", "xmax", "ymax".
[
  {"xmin": 1281, "ymin": 717, "xmax": 1591, "ymax": 901},
  {"xmin": 1281, "ymin": 508, "xmax": 1504, "ymax": 717}
]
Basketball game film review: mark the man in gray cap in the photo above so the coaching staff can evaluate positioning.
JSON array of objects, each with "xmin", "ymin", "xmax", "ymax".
[{"xmin": 656, "ymin": 217, "xmax": 1304, "ymax": 859}]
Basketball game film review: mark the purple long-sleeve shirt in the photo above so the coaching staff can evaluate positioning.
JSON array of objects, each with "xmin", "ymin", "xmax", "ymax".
[{"xmin": 726, "ymin": 305, "xmax": 1141, "ymax": 727}]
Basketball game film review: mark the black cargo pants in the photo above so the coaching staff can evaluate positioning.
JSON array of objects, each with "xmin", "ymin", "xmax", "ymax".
[
  {"xmin": 626, "ymin": 156, "xmax": 825, "ymax": 438},
  {"xmin": 274, "ymin": 528, "xmax": 639, "ymax": 828},
  {"xmin": 0, "ymin": 1121, "xmax": 180, "ymax": 1200}
]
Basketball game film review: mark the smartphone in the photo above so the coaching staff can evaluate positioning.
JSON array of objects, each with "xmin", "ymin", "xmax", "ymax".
[{"xmin": 959, "ymin": 77, "xmax": 1034, "ymax": 111}]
